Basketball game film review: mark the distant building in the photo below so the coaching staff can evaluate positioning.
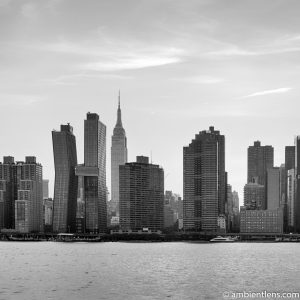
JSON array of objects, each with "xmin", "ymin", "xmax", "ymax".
[
  {"xmin": 52, "ymin": 124, "xmax": 78, "ymax": 233},
  {"xmin": 295, "ymin": 136, "xmax": 300, "ymax": 233},
  {"xmin": 247, "ymin": 141, "xmax": 273, "ymax": 185},
  {"xmin": 240, "ymin": 207, "xmax": 283, "ymax": 234},
  {"xmin": 164, "ymin": 191, "xmax": 182, "ymax": 229},
  {"xmin": 119, "ymin": 156, "xmax": 164, "ymax": 231},
  {"xmin": 15, "ymin": 157, "xmax": 43, "ymax": 233},
  {"xmin": 287, "ymin": 169, "xmax": 296, "ymax": 230},
  {"xmin": 285, "ymin": 146, "xmax": 295, "ymax": 171},
  {"xmin": 232, "ymin": 191, "xmax": 240, "ymax": 232},
  {"xmin": 183, "ymin": 126, "xmax": 226, "ymax": 232},
  {"xmin": 111, "ymin": 93, "xmax": 127, "ymax": 216},
  {"xmin": 244, "ymin": 178, "xmax": 265, "ymax": 210},
  {"xmin": 266, "ymin": 167, "xmax": 280, "ymax": 210},
  {"xmin": 44, "ymin": 198, "xmax": 53, "ymax": 232},
  {"xmin": 43, "ymin": 179, "xmax": 49, "ymax": 200},
  {"xmin": 226, "ymin": 184, "xmax": 234, "ymax": 232},
  {"xmin": 75, "ymin": 113, "xmax": 107, "ymax": 233}
]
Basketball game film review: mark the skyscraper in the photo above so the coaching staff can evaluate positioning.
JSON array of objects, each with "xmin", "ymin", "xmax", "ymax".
[
  {"xmin": 266, "ymin": 167, "xmax": 280, "ymax": 210},
  {"xmin": 43, "ymin": 179, "xmax": 49, "ymax": 199},
  {"xmin": 76, "ymin": 113, "xmax": 107, "ymax": 233},
  {"xmin": 111, "ymin": 92, "xmax": 127, "ymax": 216},
  {"xmin": 285, "ymin": 146, "xmax": 295, "ymax": 171},
  {"xmin": 119, "ymin": 156, "xmax": 164, "ymax": 231},
  {"xmin": 52, "ymin": 124, "xmax": 78, "ymax": 233},
  {"xmin": 183, "ymin": 126, "xmax": 226, "ymax": 232},
  {"xmin": 247, "ymin": 141, "xmax": 274, "ymax": 185},
  {"xmin": 0, "ymin": 156, "xmax": 16, "ymax": 230},
  {"xmin": 15, "ymin": 157, "xmax": 43, "ymax": 233},
  {"xmin": 295, "ymin": 136, "xmax": 300, "ymax": 232},
  {"xmin": 244, "ymin": 178, "xmax": 265, "ymax": 210}
]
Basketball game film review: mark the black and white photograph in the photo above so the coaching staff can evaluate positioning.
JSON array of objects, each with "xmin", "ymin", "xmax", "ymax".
[{"xmin": 1, "ymin": 0, "xmax": 300, "ymax": 299}]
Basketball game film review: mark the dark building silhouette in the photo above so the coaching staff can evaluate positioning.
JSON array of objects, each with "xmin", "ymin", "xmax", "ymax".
[
  {"xmin": 183, "ymin": 126, "xmax": 226, "ymax": 232},
  {"xmin": 119, "ymin": 156, "xmax": 164, "ymax": 231},
  {"xmin": 0, "ymin": 156, "xmax": 17, "ymax": 230},
  {"xmin": 295, "ymin": 137, "xmax": 300, "ymax": 232},
  {"xmin": 111, "ymin": 93, "xmax": 127, "ymax": 217},
  {"xmin": 247, "ymin": 141, "xmax": 273, "ymax": 185},
  {"xmin": 52, "ymin": 124, "xmax": 78, "ymax": 233},
  {"xmin": 285, "ymin": 146, "xmax": 295, "ymax": 171},
  {"xmin": 76, "ymin": 113, "xmax": 107, "ymax": 233}
]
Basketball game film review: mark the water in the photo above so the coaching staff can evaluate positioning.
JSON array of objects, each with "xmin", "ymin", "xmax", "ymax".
[{"xmin": 0, "ymin": 242, "xmax": 299, "ymax": 300}]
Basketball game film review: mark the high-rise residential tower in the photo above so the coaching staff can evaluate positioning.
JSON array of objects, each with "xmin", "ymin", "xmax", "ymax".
[
  {"xmin": 119, "ymin": 156, "xmax": 164, "ymax": 231},
  {"xmin": 15, "ymin": 157, "xmax": 43, "ymax": 233},
  {"xmin": 183, "ymin": 126, "xmax": 226, "ymax": 232},
  {"xmin": 111, "ymin": 92, "xmax": 127, "ymax": 216},
  {"xmin": 0, "ymin": 156, "xmax": 16, "ymax": 230},
  {"xmin": 52, "ymin": 124, "xmax": 78, "ymax": 233},
  {"xmin": 247, "ymin": 141, "xmax": 274, "ymax": 185},
  {"xmin": 76, "ymin": 113, "xmax": 107, "ymax": 233}
]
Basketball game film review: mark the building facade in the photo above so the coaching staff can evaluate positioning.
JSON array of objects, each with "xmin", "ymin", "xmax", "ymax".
[
  {"xmin": 266, "ymin": 167, "xmax": 280, "ymax": 210},
  {"xmin": 0, "ymin": 156, "xmax": 16, "ymax": 230},
  {"xmin": 183, "ymin": 126, "xmax": 226, "ymax": 232},
  {"xmin": 76, "ymin": 113, "xmax": 107, "ymax": 233},
  {"xmin": 111, "ymin": 94, "xmax": 127, "ymax": 217},
  {"xmin": 287, "ymin": 169, "xmax": 296, "ymax": 230},
  {"xmin": 52, "ymin": 124, "xmax": 78, "ymax": 233},
  {"xmin": 119, "ymin": 156, "xmax": 164, "ymax": 231},
  {"xmin": 14, "ymin": 157, "xmax": 43, "ymax": 233},
  {"xmin": 247, "ymin": 141, "xmax": 273, "ymax": 185},
  {"xmin": 244, "ymin": 179, "xmax": 265, "ymax": 210},
  {"xmin": 240, "ymin": 207, "xmax": 283, "ymax": 234},
  {"xmin": 295, "ymin": 136, "xmax": 300, "ymax": 232}
]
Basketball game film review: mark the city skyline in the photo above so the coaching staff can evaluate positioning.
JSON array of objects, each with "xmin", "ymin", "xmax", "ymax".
[{"xmin": 1, "ymin": 0, "xmax": 300, "ymax": 201}]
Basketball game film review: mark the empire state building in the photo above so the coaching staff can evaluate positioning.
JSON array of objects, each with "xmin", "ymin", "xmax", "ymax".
[{"xmin": 111, "ymin": 92, "xmax": 127, "ymax": 216}]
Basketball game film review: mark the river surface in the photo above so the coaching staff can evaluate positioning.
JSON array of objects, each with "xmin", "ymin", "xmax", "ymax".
[{"xmin": 0, "ymin": 242, "xmax": 299, "ymax": 300}]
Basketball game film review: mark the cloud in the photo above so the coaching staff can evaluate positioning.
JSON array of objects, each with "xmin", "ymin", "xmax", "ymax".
[
  {"xmin": 206, "ymin": 46, "xmax": 257, "ymax": 57},
  {"xmin": 41, "ymin": 73, "xmax": 133, "ymax": 85},
  {"xmin": 41, "ymin": 41, "xmax": 185, "ymax": 71},
  {"xmin": 241, "ymin": 87, "xmax": 292, "ymax": 99},
  {"xmin": 83, "ymin": 55, "xmax": 182, "ymax": 72},
  {"xmin": 0, "ymin": 94, "xmax": 45, "ymax": 106},
  {"xmin": 171, "ymin": 75, "xmax": 224, "ymax": 84}
]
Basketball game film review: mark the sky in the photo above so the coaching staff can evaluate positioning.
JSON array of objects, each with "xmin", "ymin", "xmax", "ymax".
[{"xmin": 1, "ymin": 0, "xmax": 300, "ymax": 203}]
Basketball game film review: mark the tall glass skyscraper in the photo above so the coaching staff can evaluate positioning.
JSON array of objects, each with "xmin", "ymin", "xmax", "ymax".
[
  {"xmin": 52, "ymin": 124, "xmax": 78, "ymax": 233},
  {"xmin": 76, "ymin": 113, "xmax": 107, "ymax": 233},
  {"xmin": 111, "ymin": 93, "xmax": 127, "ymax": 216},
  {"xmin": 183, "ymin": 126, "xmax": 226, "ymax": 232}
]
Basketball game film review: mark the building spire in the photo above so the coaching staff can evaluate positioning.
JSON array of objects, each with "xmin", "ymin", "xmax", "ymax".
[{"xmin": 116, "ymin": 90, "xmax": 122, "ymax": 127}]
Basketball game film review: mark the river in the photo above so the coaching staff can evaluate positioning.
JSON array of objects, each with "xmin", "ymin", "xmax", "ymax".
[{"xmin": 0, "ymin": 242, "xmax": 299, "ymax": 300}]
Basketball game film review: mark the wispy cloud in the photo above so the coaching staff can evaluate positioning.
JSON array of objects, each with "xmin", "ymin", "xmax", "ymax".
[
  {"xmin": 41, "ymin": 73, "xmax": 133, "ymax": 85},
  {"xmin": 0, "ymin": 94, "xmax": 45, "ymax": 106},
  {"xmin": 171, "ymin": 75, "xmax": 224, "ymax": 84},
  {"xmin": 40, "ymin": 41, "xmax": 185, "ymax": 71},
  {"xmin": 241, "ymin": 87, "xmax": 292, "ymax": 99}
]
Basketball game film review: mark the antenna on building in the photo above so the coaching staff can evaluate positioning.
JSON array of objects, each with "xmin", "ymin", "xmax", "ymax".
[{"xmin": 150, "ymin": 150, "xmax": 152, "ymax": 164}]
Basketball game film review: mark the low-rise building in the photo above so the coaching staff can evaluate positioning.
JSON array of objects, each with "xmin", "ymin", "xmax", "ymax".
[{"xmin": 240, "ymin": 207, "xmax": 283, "ymax": 234}]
